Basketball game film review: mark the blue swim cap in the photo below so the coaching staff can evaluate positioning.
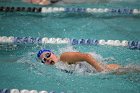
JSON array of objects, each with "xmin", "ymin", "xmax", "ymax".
[{"xmin": 37, "ymin": 49, "xmax": 51, "ymax": 58}]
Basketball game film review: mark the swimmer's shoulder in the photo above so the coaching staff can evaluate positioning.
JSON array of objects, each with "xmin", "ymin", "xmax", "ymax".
[{"xmin": 60, "ymin": 52, "xmax": 85, "ymax": 64}]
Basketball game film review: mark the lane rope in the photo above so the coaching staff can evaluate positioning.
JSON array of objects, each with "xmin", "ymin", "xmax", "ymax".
[
  {"xmin": 0, "ymin": 6, "xmax": 140, "ymax": 15},
  {"xmin": 0, "ymin": 36, "xmax": 139, "ymax": 49},
  {"xmin": 0, "ymin": 88, "xmax": 66, "ymax": 93}
]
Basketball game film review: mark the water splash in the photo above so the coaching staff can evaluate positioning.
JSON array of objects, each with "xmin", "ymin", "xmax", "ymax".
[
  {"xmin": 88, "ymin": 52, "xmax": 115, "ymax": 63},
  {"xmin": 55, "ymin": 61, "xmax": 97, "ymax": 75},
  {"xmin": 58, "ymin": 45, "xmax": 78, "ymax": 54},
  {"xmin": 16, "ymin": 52, "xmax": 53, "ymax": 77},
  {"xmin": 114, "ymin": 64, "xmax": 140, "ymax": 74}
]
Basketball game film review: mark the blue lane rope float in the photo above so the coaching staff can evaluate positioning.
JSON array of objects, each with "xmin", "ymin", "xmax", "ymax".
[
  {"xmin": 0, "ymin": 88, "xmax": 67, "ymax": 93},
  {"xmin": 0, "ymin": 89, "xmax": 10, "ymax": 93},
  {"xmin": 0, "ymin": 36, "xmax": 140, "ymax": 50},
  {"xmin": 128, "ymin": 41, "xmax": 140, "ymax": 49},
  {"xmin": 0, "ymin": 6, "xmax": 140, "ymax": 15}
]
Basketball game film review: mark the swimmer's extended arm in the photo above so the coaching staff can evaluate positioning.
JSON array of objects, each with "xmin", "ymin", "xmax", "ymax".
[
  {"xmin": 23, "ymin": 0, "xmax": 50, "ymax": 5},
  {"xmin": 60, "ymin": 52, "xmax": 104, "ymax": 72}
]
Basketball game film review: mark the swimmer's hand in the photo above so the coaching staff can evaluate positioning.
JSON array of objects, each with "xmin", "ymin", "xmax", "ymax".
[{"xmin": 106, "ymin": 64, "xmax": 121, "ymax": 71}]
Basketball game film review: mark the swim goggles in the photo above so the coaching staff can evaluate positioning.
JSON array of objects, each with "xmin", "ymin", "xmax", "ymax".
[{"xmin": 41, "ymin": 52, "xmax": 51, "ymax": 64}]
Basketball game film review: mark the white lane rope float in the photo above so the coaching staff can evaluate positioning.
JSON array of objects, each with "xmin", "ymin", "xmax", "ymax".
[
  {"xmin": 0, "ymin": 36, "xmax": 139, "ymax": 50},
  {"xmin": 0, "ymin": 88, "xmax": 64, "ymax": 93},
  {"xmin": 0, "ymin": 6, "xmax": 140, "ymax": 15}
]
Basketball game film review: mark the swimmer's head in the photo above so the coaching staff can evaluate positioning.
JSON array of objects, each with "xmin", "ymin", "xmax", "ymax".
[{"xmin": 37, "ymin": 49, "xmax": 59, "ymax": 65}]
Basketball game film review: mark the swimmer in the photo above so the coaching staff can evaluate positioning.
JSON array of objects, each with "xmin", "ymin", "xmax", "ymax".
[
  {"xmin": 23, "ymin": 0, "xmax": 110, "ymax": 5},
  {"xmin": 23, "ymin": 0, "xmax": 62, "ymax": 5},
  {"xmin": 37, "ymin": 49, "xmax": 121, "ymax": 72}
]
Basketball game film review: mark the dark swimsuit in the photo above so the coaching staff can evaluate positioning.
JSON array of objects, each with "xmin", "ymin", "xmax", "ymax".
[{"xmin": 50, "ymin": 0, "xmax": 62, "ymax": 4}]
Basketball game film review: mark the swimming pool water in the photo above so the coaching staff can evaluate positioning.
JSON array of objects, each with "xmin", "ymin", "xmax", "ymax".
[{"xmin": 0, "ymin": 0, "xmax": 140, "ymax": 93}]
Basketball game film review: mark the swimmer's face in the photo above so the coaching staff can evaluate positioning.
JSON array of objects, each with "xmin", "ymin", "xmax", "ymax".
[{"xmin": 39, "ymin": 51, "xmax": 58, "ymax": 65}]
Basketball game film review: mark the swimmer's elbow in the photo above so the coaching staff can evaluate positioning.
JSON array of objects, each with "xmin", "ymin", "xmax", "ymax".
[{"xmin": 83, "ymin": 54, "xmax": 104, "ymax": 72}]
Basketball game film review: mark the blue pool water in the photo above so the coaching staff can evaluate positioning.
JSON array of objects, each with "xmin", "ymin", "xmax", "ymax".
[{"xmin": 0, "ymin": 0, "xmax": 140, "ymax": 93}]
